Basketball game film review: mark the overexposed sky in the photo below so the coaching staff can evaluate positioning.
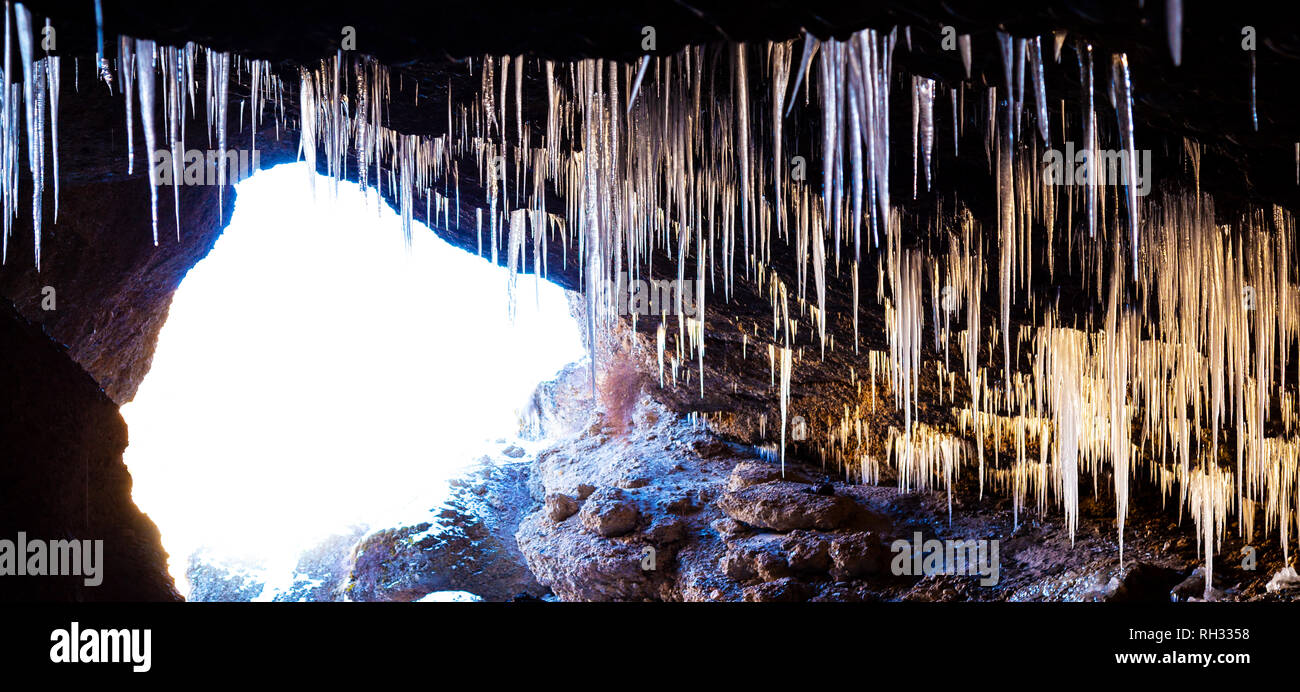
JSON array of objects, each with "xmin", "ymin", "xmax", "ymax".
[{"xmin": 121, "ymin": 163, "xmax": 584, "ymax": 593}]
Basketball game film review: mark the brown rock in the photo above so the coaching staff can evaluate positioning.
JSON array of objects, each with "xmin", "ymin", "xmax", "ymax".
[
  {"xmin": 579, "ymin": 487, "xmax": 640, "ymax": 537},
  {"xmin": 742, "ymin": 577, "xmax": 811, "ymax": 602},
  {"xmin": 710, "ymin": 517, "xmax": 750, "ymax": 539},
  {"xmin": 784, "ymin": 530, "xmax": 832, "ymax": 573},
  {"xmin": 665, "ymin": 491, "xmax": 701, "ymax": 515},
  {"xmin": 828, "ymin": 532, "xmax": 885, "ymax": 579},
  {"xmin": 726, "ymin": 461, "xmax": 810, "ymax": 491},
  {"xmin": 721, "ymin": 534, "xmax": 791, "ymax": 581},
  {"xmin": 717, "ymin": 481, "xmax": 859, "ymax": 532},
  {"xmin": 645, "ymin": 515, "xmax": 687, "ymax": 544},
  {"xmin": 545, "ymin": 493, "xmax": 579, "ymax": 522}
]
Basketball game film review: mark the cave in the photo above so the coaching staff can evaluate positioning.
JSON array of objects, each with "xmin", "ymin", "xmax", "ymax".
[{"xmin": 3, "ymin": 0, "xmax": 1300, "ymax": 635}]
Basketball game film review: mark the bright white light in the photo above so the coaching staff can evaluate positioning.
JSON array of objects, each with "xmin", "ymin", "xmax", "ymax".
[{"xmin": 121, "ymin": 163, "xmax": 584, "ymax": 597}]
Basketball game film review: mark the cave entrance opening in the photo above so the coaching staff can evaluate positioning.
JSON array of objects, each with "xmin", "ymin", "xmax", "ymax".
[{"xmin": 119, "ymin": 162, "xmax": 585, "ymax": 600}]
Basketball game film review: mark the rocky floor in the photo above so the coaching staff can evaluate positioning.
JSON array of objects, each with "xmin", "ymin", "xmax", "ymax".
[
  {"xmin": 187, "ymin": 360, "xmax": 1300, "ymax": 603},
  {"xmin": 511, "ymin": 393, "xmax": 1300, "ymax": 602}
]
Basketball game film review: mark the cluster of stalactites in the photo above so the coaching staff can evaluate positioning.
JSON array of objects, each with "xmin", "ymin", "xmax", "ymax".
[
  {"xmin": 1, "ymin": 3, "xmax": 61, "ymax": 271},
  {"xmin": 18, "ymin": 6, "xmax": 1290, "ymax": 592},
  {"xmin": 113, "ymin": 32, "xmax": 284, "ymax": 246}
]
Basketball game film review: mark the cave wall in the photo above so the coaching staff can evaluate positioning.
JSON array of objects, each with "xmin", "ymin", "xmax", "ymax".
[
  {"xmin": 0, "ymin": 177, "xmax": 234, "ymax": 404},
  {"xmin": 0, "ymin": 298, "xmax": 180, "ymax": 601}
]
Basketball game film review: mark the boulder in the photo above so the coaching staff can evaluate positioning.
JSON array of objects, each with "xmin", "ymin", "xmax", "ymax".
[
  {"xmin": 717, "ymin": 481, "xmax": 859, "ymax": 532},
  {"xmin": 579, "ymin": 487, "xmax": 641, "ymax": 537}
]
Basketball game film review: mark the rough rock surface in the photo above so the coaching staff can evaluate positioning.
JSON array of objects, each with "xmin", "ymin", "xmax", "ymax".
[
  {"xmin": 185, "ymin": 528, "xmax": 368, "ymax": 602},
  {"xmin": 578, "ymin": 487, "xmax": 641, "ymax": 537},
  {"xmin": 717, "ymin": 482, "xmax": 866, "ymax": 532},
  {"xmin": 340, "ymin": 460, "xmax": 548, "ymax": 602}
]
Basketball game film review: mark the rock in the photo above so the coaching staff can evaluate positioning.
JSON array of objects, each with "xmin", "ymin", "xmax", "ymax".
[
  {"xmin": 579, "ymin": 487, "xmax": 641, "ymax": 537},
  {"xmin": 502, "ymin": 445, "xmax": 526, "ymax": 458},
  {"xmin": 804, "ymin": 480, "xmax": 835, "ymax": 496},
  {"xmin": 342, "ymin": 464, "xmax": 546, "ymax": 602},
  {"xmin": 618, "ymin": 476, "xmax": 651, "ymax": 489},
  {"xmin": 809, "ymin": 585, "xmax": 871, "ymax": 603},
  {"xmin": 575, "ymin": 483, "xmax": 597, "ymax": 500},
  {"xmin": 665, "ymin": 491, "xmax": 701, "ymax": 515},
  {"xmin": 646, "ymin": 515, "xmax": 687, "ymax": 544},
  {"xmin": 1171, "ymin": 567, "xmax": 1226, "ymax": 601},
  {"xmin": 784, "ymin": 530, "xmax": 832, "ymax": 573},
  {"xmin": 1084, "ymin": 562, "xmax": 1185, "ymax": 602},
  {"xmin": 270, "ymin": 527, "xmax": 370, "ymax": 602},
  {"xmin": 545, "ymin": 493, "xmax": 579, "ymax": 522},
  {"xmin": 720, "ymin": 552, "xmax": 757, "ymax": 581},
  {"xmin": 901, "ymin": 575, "xmax": 967, "ymax": 602},
  {"xmin": 726, "ymin": 460, "xmax": 810, "ymax": 490},
  {"xmin": 185, "ymin": 553, "xmax": 267, "ymax": 602},
  {"xmin": 692, "ymin": 439, "xmax": 732, "ymax": 458},
  {"xmin": 0, "ymin": 301, "xmax": 180, "ymax": 602},
  {"xmin": 717, "ymin": 481, "xmax": 861, "ymax": 532},
  {"xmin": 721, "ymin": 534, "xmax": 794, "ymax": 581},
  {"xmin": 517, "ymin": 512, "xmax": 672, "ymax": 601},
  {"xmin": 711, "ymin": 517, "xmax": 750, "ymax": 539},
  {"xmin": 727, "ymin": 461, "xmax": 784, "ymax": 490},
  {"xmin": 742, "ymin": 577, "xmax": 811, "ymax": 602},
  {"xmin": 828, "ymin": 532, "xmax": 884, "ymax": 579}
]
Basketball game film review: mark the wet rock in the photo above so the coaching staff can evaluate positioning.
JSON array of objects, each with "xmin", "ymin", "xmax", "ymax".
[
  {"xmin": 545, "ymin": 493, "xmax": 579, "ymax": 522},
  {"xmin": 717, "ymin": 481, "xmax": 860, "ymax": 532},
  {"xmin": 579, "ymin": 487, "xmax": 641, "ymax": 537}
]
